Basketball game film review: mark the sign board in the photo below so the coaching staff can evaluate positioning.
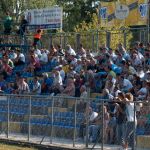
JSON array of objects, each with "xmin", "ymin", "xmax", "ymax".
[
  {"xmin": 115, "ymin": 4, "xmax": 129, "ymax": 20},
  {"xmin": 139, "ymin": 4, "xmax": 148, "ymax": 17},
  {"xmin": 99, "ymin": 0, "xmax": 149, "ymax": 27},
  {"xmin": 25, "ymin": 7, "xmax": 63, "ymax": 30}
]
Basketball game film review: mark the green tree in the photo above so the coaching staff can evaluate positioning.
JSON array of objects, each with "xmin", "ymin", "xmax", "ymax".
[{"xmin": 56, "ymin": 0, "xmax": 99, "ymax": 31}]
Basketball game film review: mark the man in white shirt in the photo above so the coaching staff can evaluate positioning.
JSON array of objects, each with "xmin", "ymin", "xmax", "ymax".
[
  {"xmin": 18, "ymin": 77, "xmax": 30, "ymax": 94},
  {"xmin": 15, "ymin": 49, "xmax": 25, "ymax": 65},
  {"xmin": 31, "ymin": 77, "xmax": 41, "ymax": 94},
  {"xmin": 66, "ymin": 45, "xmax": 76, "ymax": 56},
  {"xmin": 34, "ymin": 48, "xmax": 41, "ymax": 58},
  {"xmin": 118, "ymin": 76, "xmax": 133, "ymax": 93},
  {"xmin": 40, "ymin": 49, "xmax": 48, "ymax": 64}
]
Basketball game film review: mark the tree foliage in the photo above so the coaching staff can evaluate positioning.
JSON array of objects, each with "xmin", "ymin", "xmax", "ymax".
[{"xmin": 56, "ymin": 0, "xmax": 99, "ymax": 31}]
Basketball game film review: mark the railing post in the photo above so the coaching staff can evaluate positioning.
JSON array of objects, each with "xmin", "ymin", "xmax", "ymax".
[
  {"xmin": 123, "ymin": 30, "xmax": 127, "ymax": 49},
  {"xmin": 73, "ymin": 98, "xmax": 77, "ymax": 147},
  {"xmin": 50, "ymin": 96, "xmax": 54, "ymax": 144},
  {"xmin": 76, "ymin": 33, "xmax": 80, "ymax": 51},
  {"xmin": 133, "ymin": 101, "xmax": 136, "ymax": 150},
  {"xmin": 28, "ymin": 96, "xmax": 31, "ymax": 141},
  {"xmin": 92, "ymin": 33, "xmax": 95, "ymax": 51},
  {"xmin": 7, "ymin": 95, "xmax": 9, "ymax": 139},
  {"xmin": 49, "ymin": 33, "xmax": 53, "ymax": 49},
  {"xmin": 106, "ymin": 31, "xmax": 111, "ymax": 48},
  {"xmin": 85, "ymin": 88, "xmax": 90, "ymax": 148},
  {"xmin": 101, "ymin": 100, "xmax": 104, "ymax": 150},
  {"xmin": 96, "ymin": 30, "xmax": 99, "ymax": 52}
]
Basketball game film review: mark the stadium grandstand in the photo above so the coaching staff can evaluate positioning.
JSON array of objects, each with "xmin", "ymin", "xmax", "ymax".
[{"xmin": 0, "ymin": 2, "xmax": 150, "ymax": 150}]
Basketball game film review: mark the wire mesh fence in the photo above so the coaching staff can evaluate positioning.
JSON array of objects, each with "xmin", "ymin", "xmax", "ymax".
[{"xmin": 0, "ymin": 94, "xmax": 149, "ymax": 149}]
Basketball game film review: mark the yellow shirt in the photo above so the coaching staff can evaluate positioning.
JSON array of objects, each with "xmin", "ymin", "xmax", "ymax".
[
  {"xmin": 62, "ymin": 65, "xmax": 70, "ymax": 73},
  {"xmin": 109, "ymin": 70, "xmax": 116, "ymax": 78}
]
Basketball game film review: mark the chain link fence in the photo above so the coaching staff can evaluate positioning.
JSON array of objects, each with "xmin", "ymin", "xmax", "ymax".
[
  {"xmin": 0, "ymin": 94, "xmax": 149, "ymax": 149},
  {"xmin": 0, "ymin": 27, "xmax": 149, "ymax": 54}
]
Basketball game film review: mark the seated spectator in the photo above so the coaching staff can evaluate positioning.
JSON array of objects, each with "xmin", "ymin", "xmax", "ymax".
[
  {"xmin": 26, "ymin": 53, "xmax": 41, "ymax": 74},
  {"xmin": 80, "ymin": 85, "xmax": 88, "ymax": 98},
  {"xmin": 41, "ymin": 73, "xmax": 54, "ymax": 93},
  {"xmin": 137, "ymin": 81, "xmax": 148, "ymax": 100},
  {"xmin": 39, "ymin": 49, "xmax": 48, "ymax": 65},
  {"xmin": 61, "ymin": 78, "xmax": 75, "ymax": 97},
  {"xmin": 9, "ymin": 48, "xmax": 17, "ymax": 60},
  {"xmin": 0, "ymin": 59, "xmax": 12, "ymax": 78},
  {"xmin": 118, "ymin": 75, "xmax": 133, "ymax": 93},
  {"xmin": 48, "ymin": 44, "xmax": 57, "ymax": 61},
  {"xmin": 3, "ymin": 55, "xmax": 14, "ymax": 68},
  {"xmin": 66, "ymin": 44, "xmax": 76, "ymax": 56},
  {"xmin": 17, "ymin": 77, "xmax": 30, "ymax": 94},
  {"xmin": 14, "ymin": 49, "xmax": 25, "ymax": 66},
  {"xmin": 50, "ymin": 71, "xmax": 63, "ymax": 95},
  {"xmin": 56, "ymin": 44, "xmax": 65, "ymax": 56},
  {"xmin": 0, "ymin": 75, "xmax": 6, "ymax": 91},
  {"xmin": 31, "ymin": 77, "xmax": 41, "ymax": 95}
]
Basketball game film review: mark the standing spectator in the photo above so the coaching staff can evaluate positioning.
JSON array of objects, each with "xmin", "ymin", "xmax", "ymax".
[
  {"xmin": 123, "ymin": 93, "xmax": 137, "ymax": 150},
  {"xmin": 3, "ymin": 12, "xmax": 13, "ymax": 35},
  {"xmin": 115, "ymin": 92, "xmax": 127, "ymax": 145},
  {"xmin": 33, "ymin": 29, "xmax": 42, "ymax": 48},
  {"xmin": 17, "ymin": 15, "xmax": 28, "ymax": 36}
]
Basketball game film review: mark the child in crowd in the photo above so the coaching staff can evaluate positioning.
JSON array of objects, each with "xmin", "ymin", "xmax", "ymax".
[{"xmin": 33, "ymin": 29, "xmax": 42, "ymax": 48}]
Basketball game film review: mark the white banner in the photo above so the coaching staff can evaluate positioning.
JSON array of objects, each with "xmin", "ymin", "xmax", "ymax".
[
  {"xmin": 115, "ymin": 4, "xmax": 129, "ymax": 20},
  {"xmin": 25, "ymin": 7, "xmax": 63, "ymax": 29},
  {"xmin": 100, "ymin": 7, "xmax": 107, "ymax": 20}
]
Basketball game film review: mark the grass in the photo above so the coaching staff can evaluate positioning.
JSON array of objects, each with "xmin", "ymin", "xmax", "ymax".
[{"xmin": 0, "ymin": 143, "xmax": 37, "ymax": 150}]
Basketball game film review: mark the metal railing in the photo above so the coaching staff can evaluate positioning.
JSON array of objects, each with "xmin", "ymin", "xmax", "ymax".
[
  {"xmin": 0, "ymin": 27, "xmax": 150, "ymax": 54},
  {"xmin": 0, "ymin": 94, "xmax": 149, "ymax": 149}
]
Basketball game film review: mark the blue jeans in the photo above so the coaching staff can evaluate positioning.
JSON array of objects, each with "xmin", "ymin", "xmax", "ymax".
[
  {"xmin": 116, "ymin": 123, "xmax": 126, "ymax": 144},
  {"xmin": 89, "ymin": 125, "xmax": 100, "ymax": 142}
]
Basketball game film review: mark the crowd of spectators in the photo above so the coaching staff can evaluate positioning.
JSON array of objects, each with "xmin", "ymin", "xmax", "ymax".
[{"xmin": 0, "ymin": 42, "xmax": 149, "ymax": 99}]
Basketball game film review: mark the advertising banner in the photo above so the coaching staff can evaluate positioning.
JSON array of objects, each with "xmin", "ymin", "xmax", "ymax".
[{"xmin": 25, "ymin": 7, "xmax": 63, "ymax": 30}]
